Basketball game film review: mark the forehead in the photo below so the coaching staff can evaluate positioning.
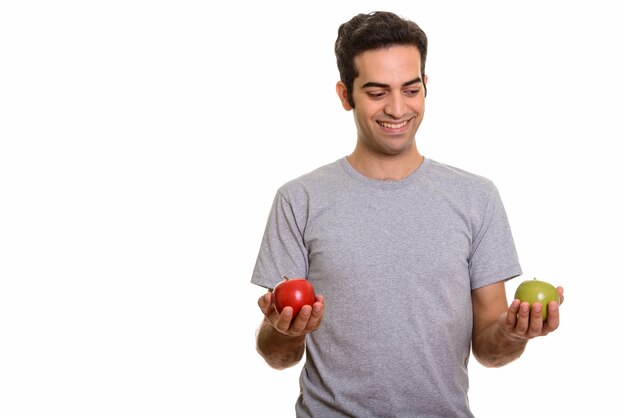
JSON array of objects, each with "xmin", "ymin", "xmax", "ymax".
[{"xmin": 354, "ymin": 45, "xmax": 422, "ymax": 84}]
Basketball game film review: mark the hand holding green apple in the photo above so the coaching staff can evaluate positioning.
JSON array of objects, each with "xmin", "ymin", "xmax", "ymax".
[{"xmin": 514, "ymin": 278, "xmax": 560, "ymax": 321}]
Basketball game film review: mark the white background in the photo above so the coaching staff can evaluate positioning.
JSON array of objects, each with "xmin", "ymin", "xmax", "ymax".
[{"xmin": 1, "ymin": 1, "xmax": 624, "ymax": 417}]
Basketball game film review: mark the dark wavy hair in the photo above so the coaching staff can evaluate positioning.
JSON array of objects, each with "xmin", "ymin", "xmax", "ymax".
[{"xmin": 335, "ymin": 11, "xmax": 428, "ymax": 108}]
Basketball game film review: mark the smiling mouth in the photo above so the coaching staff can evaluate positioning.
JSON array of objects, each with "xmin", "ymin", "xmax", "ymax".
[{"xmin": 378, "ymin": 120, "xmax": 409, "ymax": 129}]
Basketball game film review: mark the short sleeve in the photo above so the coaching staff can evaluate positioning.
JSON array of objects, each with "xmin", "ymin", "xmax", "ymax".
[
  {"xmin": 250, "ymin": 190, "xmax": 309, "ymax": 290},
  {"xmin": 468, "ymin": 183, "xmax": 522, "ymax": 289}
]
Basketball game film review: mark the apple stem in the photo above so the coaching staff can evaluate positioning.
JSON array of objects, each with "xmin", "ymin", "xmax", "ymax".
[{"xmin": 283, "ymin": 275, "xmax": 289, "ymax": 281}]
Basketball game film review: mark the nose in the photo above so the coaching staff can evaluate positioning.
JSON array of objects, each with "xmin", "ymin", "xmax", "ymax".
[{"xmin": 383, "ymin": 91, "xmax": 406, "ymax": 118}]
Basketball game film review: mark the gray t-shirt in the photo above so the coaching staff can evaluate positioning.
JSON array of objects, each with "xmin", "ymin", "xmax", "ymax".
[{"xmin": 251, "ymin": 157, "xmax": 522, "ymax": 417}]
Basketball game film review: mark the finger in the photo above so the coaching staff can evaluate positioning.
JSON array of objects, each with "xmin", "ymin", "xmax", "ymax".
[
  {"xmin": 557, "ymin": 286, "xmax": 565, "ymax": 305},
  {"xmin": 505, "ymin": 299, "xmax": 521, "ymax": 329},
  {"xmin": 289, "ymin": 305, "xmax": 313, "ymax": 334},
  {"xmin": 303, "ymin": 302, "xmax": 325, "ymax": 331},
  {"xmin": 258, "ymin": 291, "xmax": 277, "ymax": 316},
  {"xmin": 544, "ymin": 300, "xmax": 560, "ymax": 332},
  {"xmin": 258, "ymin": 291, "xmax": 270, "ymax": 310},
  {"xmin": 515, "ymin": 302, "xmax": 531, "ymax": 334},
  {"xmin": 275, "ymin": 306, "xmax": 295, "ymax": 332},
  {"xmin": 306, "ymin": 295, "xmax": 326, "ymax": 327},
  {"xmin": 526, "ymin": 303, "xmax": 544, "ymax": 336}
]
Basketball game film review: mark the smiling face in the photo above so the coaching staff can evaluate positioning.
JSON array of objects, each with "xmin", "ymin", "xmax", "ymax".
[{"xmin": 337, "ymin": 45, "xmax": 427, "ymax": 160}]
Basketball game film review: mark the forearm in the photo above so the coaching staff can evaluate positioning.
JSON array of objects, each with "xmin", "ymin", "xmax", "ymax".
[
  {"xmin": 256, "ymin": 317, "xmax": 306, "ymax": 370},
  {"xmin": 472, "ymin": 322, "xmax": 528, "ymax": 368}
]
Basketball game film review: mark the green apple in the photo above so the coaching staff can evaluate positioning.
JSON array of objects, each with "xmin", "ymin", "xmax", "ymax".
[{"xmin": 514, "ymin": 278, "xmax": 559, "ymax": 321}]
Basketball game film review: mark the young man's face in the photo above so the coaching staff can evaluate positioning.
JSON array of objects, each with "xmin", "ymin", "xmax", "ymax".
[{"xmin": 338, "ymin": 45, "xmax": 427, "ymax": 157}]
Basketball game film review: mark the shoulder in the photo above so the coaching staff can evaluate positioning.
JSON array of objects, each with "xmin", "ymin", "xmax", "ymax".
[
  {"xmin": 277, "ymin": 159, "xmax": 344, "ymax": 199},
  {"xmin": 426, "ymin": 159, "xmax": 498, "ymax": 195},
  {"xmin": 427, "ymin": 159, "xmax": 494, "ymax": 186}
]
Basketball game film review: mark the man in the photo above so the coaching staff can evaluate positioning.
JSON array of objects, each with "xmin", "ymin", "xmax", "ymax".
[{"xmin": 251, "ymin": 11, "xmax": 563, "ymax": 417}]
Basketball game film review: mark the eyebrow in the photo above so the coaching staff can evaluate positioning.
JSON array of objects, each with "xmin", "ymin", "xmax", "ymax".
[{"xmin": 361, "ymin": 77, "xmax": 423, "ymax": 89}]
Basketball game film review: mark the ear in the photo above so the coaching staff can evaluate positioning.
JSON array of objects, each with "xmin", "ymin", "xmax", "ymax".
[{"xmin": 336, "ymin": 81, "xmax": 352, "ymax": 111}]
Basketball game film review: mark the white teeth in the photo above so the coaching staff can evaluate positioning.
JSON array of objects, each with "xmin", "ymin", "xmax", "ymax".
[{"xmin": 379, "ymin": 121, "xmax": 408, "ymax": 129}]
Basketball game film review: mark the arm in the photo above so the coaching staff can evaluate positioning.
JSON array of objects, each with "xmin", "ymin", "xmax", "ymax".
[
  {"xmin": 471, "ymin": 281, "xmax": 564, "ymax": 368},
  {"xmin": 255, "ymin": 291, "xmax": 325, "ymax": 370}
]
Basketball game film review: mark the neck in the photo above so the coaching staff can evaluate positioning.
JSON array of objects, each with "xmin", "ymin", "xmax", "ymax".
[{"xmin": 347, "ymin": 147, "xmax": 424, "ymax": 181}]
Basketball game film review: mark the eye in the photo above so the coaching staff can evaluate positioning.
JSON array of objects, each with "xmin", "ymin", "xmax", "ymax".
[
  {"xmin": 366, "ymin": 91, "xmax": 387, "ymax": 99},
  {"xmin": 403, "ymin": 88, "xmax": 420, "ymax": 97}
]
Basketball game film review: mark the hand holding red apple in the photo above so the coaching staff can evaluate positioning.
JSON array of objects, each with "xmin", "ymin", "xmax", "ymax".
[
  {"xmin": 257, "ymin": 277, "xmax": 324, "ymax": 337},
  {"xmin": 272, "ymin": 276, "xmax": 317, "ymax": 317}
]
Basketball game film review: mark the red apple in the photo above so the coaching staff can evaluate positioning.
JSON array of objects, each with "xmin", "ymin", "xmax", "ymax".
[
  {"xmin": 514, "ymin": 278, "xmax": 559, "ymax": 321},
  {"xmin": 272, "ymin": 277, "xmax": 316, "ymax": 317}
]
